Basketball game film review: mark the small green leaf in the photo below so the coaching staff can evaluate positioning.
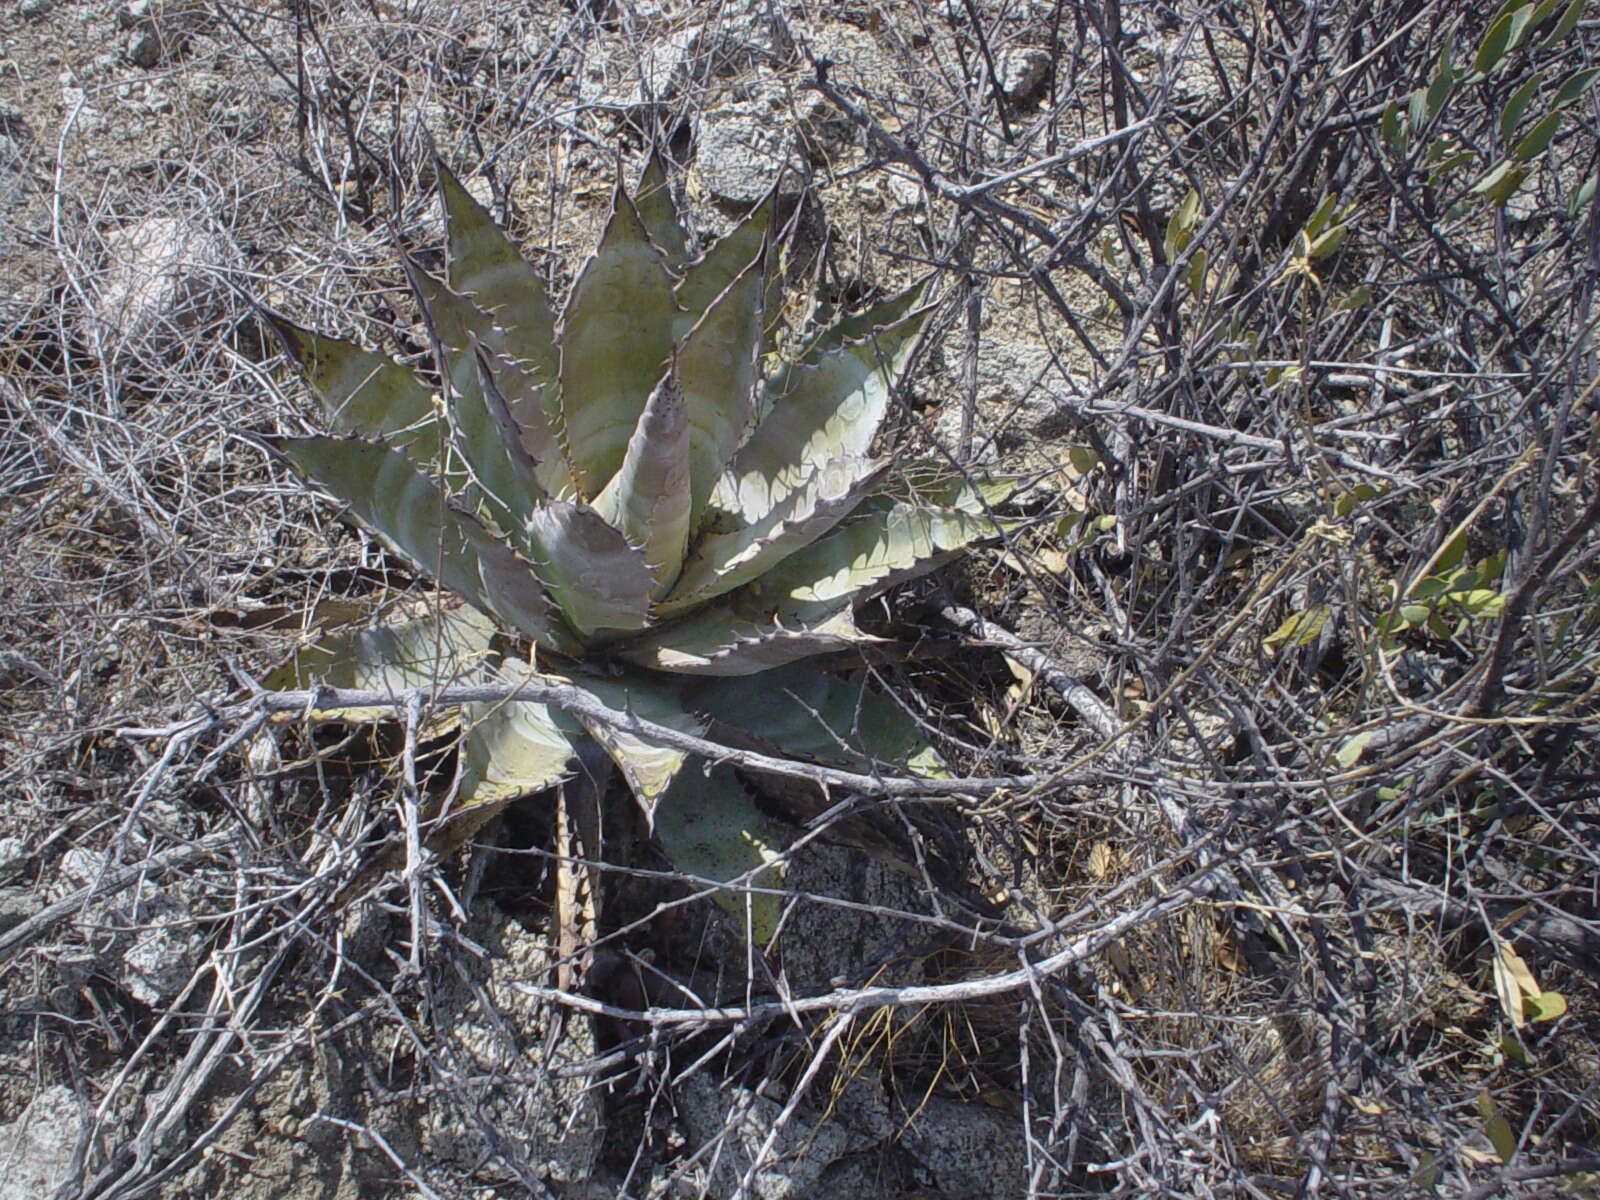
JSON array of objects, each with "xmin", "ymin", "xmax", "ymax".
[
  {"xmin": 653, "ymin": 763, "xmax": 787, "ymax": 943},
  {"xmin": 1067, "ymin": 445, "xmax": 1101, "ymax": 474},
  {"xmin": 1506, "ymin": 4, "xmax": 1541, "ymax": 53},
  {"xmin": 1475, "ymin": 9, "xmax": 1520, "ymax": 74},
  {"xmin": 1524, "ymin": 990, "xmax": 1568, "ymax": 1021},
  {"xmin": 1538, "ymin": 0, "xmax": 1586, "ymax": 48},
  {"xmin": 1437, "ymin": 530, "xmax": 1468, "ymax": 573},
  {"xmin": 1336, "ymin": 729, "xmax": 1376, "ymax": 768},
  {"xmin": 1512, "ymin": 110, "xmax": 1563, "ymax": 160},
  {"xmin": 1500, "ymin": 72, "xmax": 1545, "ymax": 141},
  {"xmin": 1381, "ymin": 100, "xmax": 1407, "ymax": 155},
  {"xmin": 1429, "ymin": 150, "xmax": 1478, "ymax": 186},
  {"xmin": 1335, "ymin": 284, "xmax": 1374, "ymax": 311},
  {"xmin": 1163, "ymin": 188, "xmax": 1201, "ymax": 261},
  {"xmin": 1485, "ymin": 0, "xmax": 1531, "ymax": 31},
  {"xmin": 1569, "ymin": 171, "xmax": 1598, "ymax": 219},
  {"xmin": 1425, "ymin": 58, "xmax": 1456, "ymax": 124},
  {"xmin": 1485, "ymin": 1113, "xmax": 1517, "ymax": 1163},
  {"xmin": 1333, "ymin": 483, "xmax": 1382, "ymax": 516},
  {"xmin": 1303, "ymin": 193, "xmax": 1339, "ymax": 239},
  {"xmin": 1265, "ymin": 604, "xmax": 1330, "ymax": 650},
  {"xmin": 1400, "ymin": 603, "xmax": 1432, "ymax": 628},
  {"xmin": 1472, "ymin": 161, "xmax": 1530, "ymax": 204},
  {"xmin": 1309, "ymin": 224, "xmax": 1348, "ymax": 261},
  {"xmin": 1553, "ymin": 66, "xmax": 1600, "ymax": 108},
  {"xmin": 1186, "ymin": 247, "xmax": 1208, "ymax": 298},
  {"xmin": 1413, "ymin": 1152, "xmax": 1438, "ymax": 1188}
]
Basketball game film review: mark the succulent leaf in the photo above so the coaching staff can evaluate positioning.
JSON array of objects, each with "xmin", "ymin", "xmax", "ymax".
[
  {"xmin": 754, "ymin": 501, "xmax": 996, "ymax": 607},
  {"xmin": 560, "ymin": 668, "xmax": 702, "ymax": 815},
  {"xmin": 718, "ymin": 307, "xmax": 932, "ymax": 524},
  {"xmin": 798, "ymin": 279, "xmax": 929, "ymax": 366},
  {"xmin": 558, "ymin": 186, "xmax": 679, "ymax": 497},
  {"xmin": 594, "ymin": 373, "xmax": 693, "ymax": 597},
  {"xmin": 406, "ymin": 259, "xmax": 545, "ymax": 531},
  {"xmin": 618, "ymin": 594, "xmax": 877, "ymax": 675},
  {"xmin": 266, "ymin": 161, "xmax": 1005, "ymax": 930},
  {"xmin": 675, "ymin": 192, "xmax": 773, "ymax": 326},
  {"xmin": 635, "ymin": 150, "xmax": 691, "ymax": 267},
  {"xmin": 263, "ymin": 603, "xmax": 500, "ymax": 724},
  {"xmin": 687, "ymin": 663, "xmax": 941, "ymax": 773},
  {"xmin": 652, "ymin": 763, "xmax": 786, "ymax": 943},
  {"xmin": 458, "ymin": 661, "xmax": 579, "ymax": 808},
  {"xmin": 472, "ymin": 343, "xmax": 575, "ymax": 500},
  {"xmin": 675, "ymin": 258, "xmax": 765, "ymax": 531},
  {"xmin": 522, "ymin": 500, "xmax": 655, "ymax": 636},
  {"xmin": 659, "ymin": 456, "xmax": 891, "ymax": 615},
  {"xmin": 262, "ymin": 312, "xmax": 442, "ymax": 468},
  {"xmin": 268, "ymin": 435, "xmax": 571, "ymax": 650},
  {"xmin": 438, "ymin": 161, "xmax": 560, "ymax": 386}
]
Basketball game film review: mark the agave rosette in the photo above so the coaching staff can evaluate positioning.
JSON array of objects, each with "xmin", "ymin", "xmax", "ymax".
[{"xmin": 263, "ymin": 156, "xmax": 999, "ymax": 936}]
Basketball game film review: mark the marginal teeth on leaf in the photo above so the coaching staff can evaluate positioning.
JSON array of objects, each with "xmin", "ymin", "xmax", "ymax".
[
  {"xmin": 660, "ymin": 456, "xmax": 890, "ymax": 615},
  {"xmin": 716, "ymin": 307, "xmax": 931, "ymax": 524},
  {"xmin": 522, "ymin": 501, "xmax": 654, "ymax": 636},
  {"xmin": 438, "ymin": 159, "xmax": 560, "ymax": 386},
  {"xmin": 558, "ymin": 184, "xmax": 679, "ymax": 498}
]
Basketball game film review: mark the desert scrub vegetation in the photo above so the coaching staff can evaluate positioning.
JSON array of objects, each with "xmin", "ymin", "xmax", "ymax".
[{"xmin": 0, "ymin": 0, "xmax": 1598, "ymax": 1197}]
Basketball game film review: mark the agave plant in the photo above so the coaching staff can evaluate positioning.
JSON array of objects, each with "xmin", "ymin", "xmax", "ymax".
[{"xmin": 261, "ymin": 155, "xmax": 998, "ymax": 938}]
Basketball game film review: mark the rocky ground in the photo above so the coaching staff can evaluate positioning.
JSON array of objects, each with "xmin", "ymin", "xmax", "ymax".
[{"xmin": 3, "ymin": 0, "xmax": 1599, "ymax": 1197}]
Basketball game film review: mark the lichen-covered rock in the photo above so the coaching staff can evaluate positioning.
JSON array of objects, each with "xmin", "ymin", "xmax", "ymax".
[
  {"xmin": 672, "ymin": 1072, "xmax": 874, "ymax": 1200},
  {"xmin": 692, "ymin": 98, "xmax": 811, "ymax": 204},
  {"xmin": 89, "ymin": 214, "xmax": 234, "ymax": 353},
  {"xmin": 898, "ymin": 1096, "xmax": 1027, "ymax": 1198},
  {"xmin": 0, "ymin": 1086, "xmax": 82, "ymax": 1200},
  {"xmin": 417, "ymin": 912, "xmax": 604, "ymax": 1182}
]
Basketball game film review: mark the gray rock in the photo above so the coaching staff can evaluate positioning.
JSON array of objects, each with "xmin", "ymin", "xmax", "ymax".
[
  {"xmin": 125, "ymin": 30, "xmax": 160, "ymax": 68},
  {"xmin": 0, "ymin": 99, "xmax": 26, "ymax": 139},
  {"xmin": 674, "ymin": 1072, "xmax": 874, "ymax": 1200},
  {"xmin": 0, "ymin": 1086, "xmax": 83, "ymax": 1200},
  {"xmin": 773, "ymin": 843, "xmax": 931, "ymax": 995},
  {"xmin": 0, "ymin": 836, "xmax": 28, "ymax": 883},
  {"xmin": 114, "ymin": 0, "xmax": 205, "ymax": 68},
  {"xmin": 119, "ymin": 893, "xmax": 203, "ymax": 1005},
  {"xmin": 999, "ymin": 47, "xmax": 1051, "ymax": 104},
  {"xmin": 899, "ymin": 1097, "xmax": 1026, "ymax": 1199},
  {"xmin": 933, "ymin": 336, "xmax": 1084, "ymax": 459},
  {"xmin": 693, "ymin": 97, "xmax": 811, "ymax": 204},
  {"xmin": 89, "ymin": 214, "xmax": 234, "ymax": 354},
  {"xmin": 580, "ymin": 8, "xmax": 791, "ymax": 114},
  {"xmin": 417, "ymin": 913, "xmax": 602, "ymax": 1182},
  {"xmin": 58, "ymin": 845, "xmax": 107, "ymax": 892},
  {"xmin": 17, "ymin": 0, "xmax": 50, "ymax": 18},
  {"xmin": 52, "ymin": 844, "xmax": 204, "ymax": 1003},
  {"xmin": 0, "ymin": 888, "xmax": 42, "ymax": 936}
]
